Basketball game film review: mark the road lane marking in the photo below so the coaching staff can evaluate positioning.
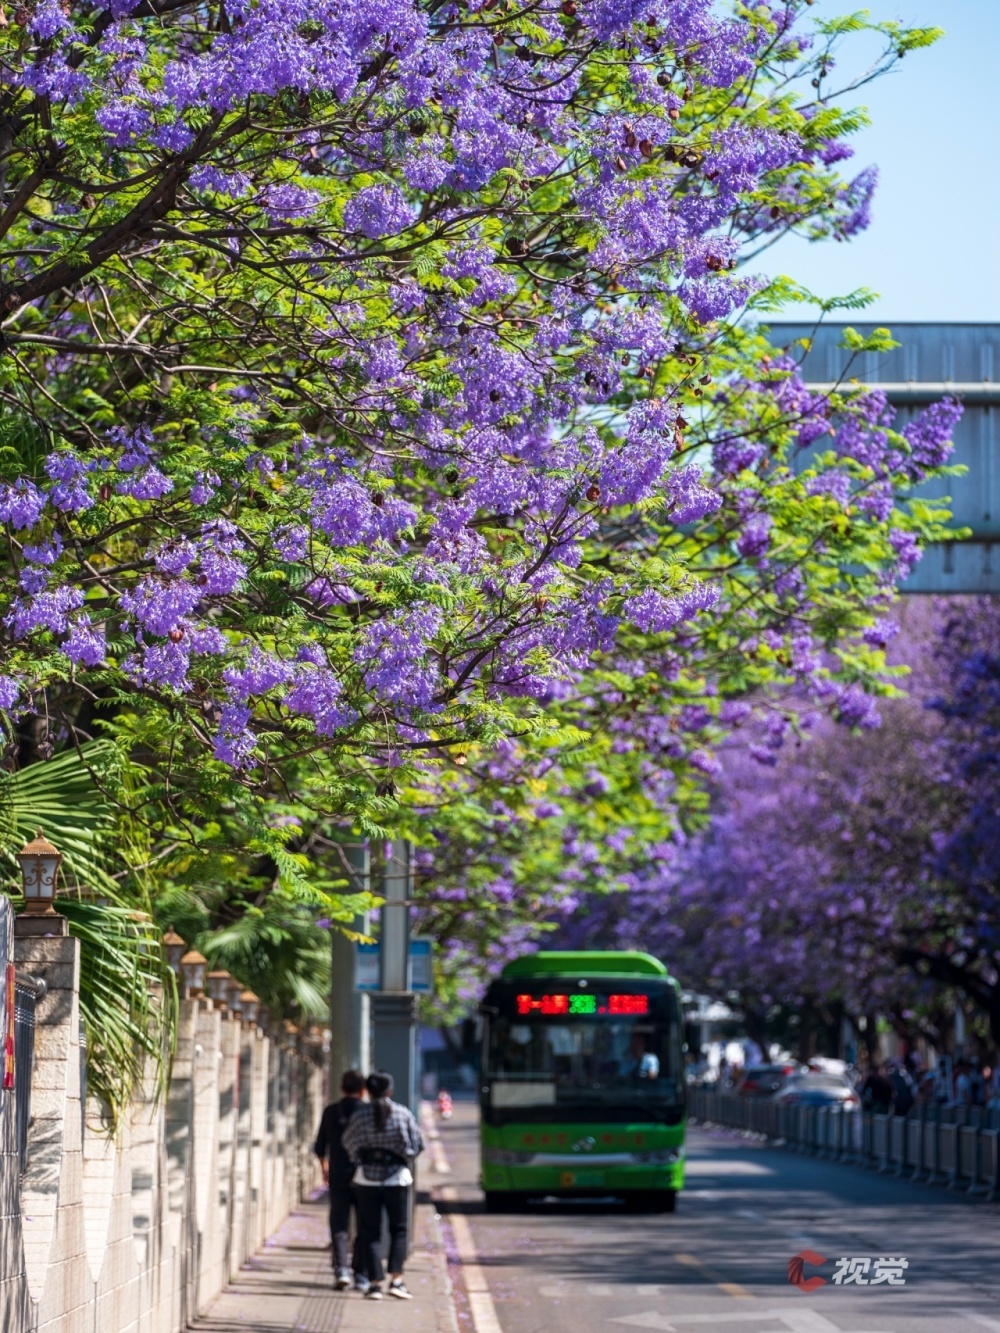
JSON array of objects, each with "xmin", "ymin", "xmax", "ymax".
[
  {"xmin": 540, "ymin": 1283, "xmax": 617, "ymax": 1296},
  {"xmin": 611, "ymin": 1310, "xmax": 876, "ymax": 1332},
  {"xmin": 675, "ymin": 1252, "xmax": 753, "ymax": 1300},
  {"xmin": 685, "ymin": 1161, "xmax": 776, "ymax": 1177},
  {"xmin": 419, "ymin": 1100, "xmax": 452, "ymax": 1175},
  {"xmin": 610, "ymin": 1317, "xmax": 677, "ymax": 1330},
  {"xmin": 438, "ymin": 1185, "xmax": 503, "ymax": 1333}
]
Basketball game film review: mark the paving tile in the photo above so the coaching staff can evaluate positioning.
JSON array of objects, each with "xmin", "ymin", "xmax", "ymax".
[{"xmin": 191, "ymin": 1193, "xmax": 457, "ymax": 1333}]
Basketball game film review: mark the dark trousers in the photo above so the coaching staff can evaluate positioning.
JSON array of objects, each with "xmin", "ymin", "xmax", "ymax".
[
  {"xmin": 355, "ymin": 1184, "xmax": 410, "ymax": 1281},
  {"xmin": 328, "ymin": 1183, "xmax": 360, "ymax": 1273}
]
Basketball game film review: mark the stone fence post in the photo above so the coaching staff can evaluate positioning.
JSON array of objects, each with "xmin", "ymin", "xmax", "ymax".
[{"xmin": 0, "ymin": 897, "xmax": 326, "ymax": 1333}]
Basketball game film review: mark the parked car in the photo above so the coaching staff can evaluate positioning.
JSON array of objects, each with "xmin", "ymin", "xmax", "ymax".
[
  {"xmin": 735, "ymin": 1063, "xmax": 798, "ymax": 1097},
  {"xmin": 772, "ymin": 1072, "xmax": 861, "ymax": 1110}
]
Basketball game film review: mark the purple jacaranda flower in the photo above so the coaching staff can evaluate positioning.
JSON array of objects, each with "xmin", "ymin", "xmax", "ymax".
[
  {"xmin": 23, "ymin": 535, "xmax": 64, "ymax": 565},
  {"xmin": 120, "ymin": 578, "xmax": 200, "ymax": 635},
  {"xmin": 223, "ymin": 647, "xmax": 292, "ymax": 701},
  {"xmin": 6, "ymin": 586, "xmax": 84, "ymax": 638},
  {"xmin": 665, "ymin": 465, "xmax": 722, "ymax": 525},
  {"xmin": 46, "ymin": 451, "xmax": 94, "ymax": 513},
  {"xmin": 737, "ymin": 512, "xmax": 772, "ymax": 559},
  {"xmin": 212, "ymin": 702, "xmax": 257, "ymax": 768},
  {"xmin": 836, "ymin": 683, "xmax": 881, "ymax": 730},
  {"xmin": 63, "ymin": 615, "xmax": 107, "ymax": 667},
  {"xmin": 624, "ymin": 582, "xmax": 721, "ymax": 635},
  {"xmin": 0, "ymin": 480, "xmax": 45, "ymax": 530},
  {"xmin": 191, "ymin": 471, "xmax": 220, "ymax": 505},
  {"xmin": 343, "ymin": 185, "xmax": 414, "ymax": 239}
]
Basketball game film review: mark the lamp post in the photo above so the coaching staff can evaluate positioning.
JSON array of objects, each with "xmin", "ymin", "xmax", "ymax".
[
  {"xmin": 180, "ymin": 949, "xmax": 208, "ymax": 998},
  {"xmin": 163, "ymin": 926, "xmax": 186, "ymax": 978},
  {"xmin": 16, "ymin": 830, "xmax": 63, "ymax": 915},
  {"xmin": 240, "ymin": 991, "xmax": 260, "ymax": 1026}
]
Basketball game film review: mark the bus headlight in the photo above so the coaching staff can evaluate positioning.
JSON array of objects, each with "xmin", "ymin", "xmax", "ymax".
[
  {"xmin": 483, "ymin": 1147, "xmax": 535, "ymax": 1166},
  {"xmin": 631, "ymin": 1148, "xmax": 683, "ymax": 1164}
]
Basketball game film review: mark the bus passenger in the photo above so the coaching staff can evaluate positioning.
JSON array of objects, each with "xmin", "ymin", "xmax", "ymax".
[{"xmin": 622, "ymin": 1031, "xmax": 660, "ymax": 1080}]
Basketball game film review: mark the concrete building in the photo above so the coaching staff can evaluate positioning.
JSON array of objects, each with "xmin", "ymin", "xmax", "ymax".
[{"xmin": 769, "ymin": 323, "xmax": 1000, "ymax": 593}]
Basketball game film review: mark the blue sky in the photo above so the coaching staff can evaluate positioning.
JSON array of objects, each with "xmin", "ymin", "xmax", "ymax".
[{"xmin": 763, "ymin": 1, "xmax": 1000, "ymax": 323}]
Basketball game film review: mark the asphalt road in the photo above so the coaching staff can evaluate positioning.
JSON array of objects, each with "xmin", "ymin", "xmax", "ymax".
[{"xmin": 432, "ymin": 1100, "xmax": 1000, "ymax": 1333}]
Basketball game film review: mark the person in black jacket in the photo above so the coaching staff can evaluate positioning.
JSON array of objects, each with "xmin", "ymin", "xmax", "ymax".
[{"xmin": 314, "ymin": 1070, "xmax": 366, "ymax": 1291}]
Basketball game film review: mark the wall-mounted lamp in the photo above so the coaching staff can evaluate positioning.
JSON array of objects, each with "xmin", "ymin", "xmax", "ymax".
[
  {"xmin": 240, "ymin": 991, "xmax": 260, "ymax": 1026},
  {"xmin": 16, "ymin": 830, "xmax": 63, "ymax": 915},
  {"xmin": 163, "ymin": 926, "xmax": 186, "ymax": 977},
  {"xmin": 206, "ymin": 970, "xmax": 232, "ymax": 1008}
]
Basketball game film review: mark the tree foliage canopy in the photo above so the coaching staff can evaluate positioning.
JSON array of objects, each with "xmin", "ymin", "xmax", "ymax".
[{"xmin": 0, "ymin": 0, "xmax": 958, "ymax": 1081}]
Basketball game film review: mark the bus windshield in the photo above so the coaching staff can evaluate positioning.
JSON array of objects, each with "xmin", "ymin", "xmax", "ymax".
[{"xmin": 484, "ymin": 985, "xmax": 683, "ymax": 1123}]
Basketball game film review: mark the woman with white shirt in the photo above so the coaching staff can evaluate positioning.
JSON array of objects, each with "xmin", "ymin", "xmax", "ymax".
[{"xmin": 341, "ymin": 1069, "xmax": 424, "ymax": 1301}]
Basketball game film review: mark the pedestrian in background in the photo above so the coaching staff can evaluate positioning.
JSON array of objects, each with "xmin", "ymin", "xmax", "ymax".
[
  {"xmin": 969, "ymin": 1058, "xmax": 986, "ymax": 1107},
  {"xmin": 314, "ymin": 1069, "xmax": 366, "ymax": 1292},
  {"xmin": 862, "ymin": 1064, "xmax": 893, "ymax": 1115},
  {"xmin": 342, "ymin": 1070, "xmax": 425, "ymax": 1301},
  {"xmin": 955, "ymin": 1059, "xmax": 973, "ymax": 1107},
  {"xmin": 888, "ymin": 1064, "xmax": 914, "ymax": 1117}
]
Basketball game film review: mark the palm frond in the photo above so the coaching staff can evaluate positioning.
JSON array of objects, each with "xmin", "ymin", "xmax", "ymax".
[
  {"xmin": 0, "ymin": 744, "xmax": 171, "ymax": 1126},
  {"xmin": 0, "ymin": 742, "xmax": 127, "ymax": 901},
  {"xmin": 59, "ymin": 898, "xmax": 171, "ymax": 1126}
]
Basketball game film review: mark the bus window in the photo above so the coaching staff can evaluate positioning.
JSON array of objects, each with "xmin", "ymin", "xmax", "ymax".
[{"xmin": 487, "ymin": 1015, "xmax": 678, "ymax": 1106}]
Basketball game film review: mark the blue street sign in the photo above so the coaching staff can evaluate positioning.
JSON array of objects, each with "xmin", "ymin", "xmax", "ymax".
[
  {"xmin": 409, "ymin": 938, "xmax": 433, "ymax": 993},
  {"xmin": 355, "ymin": 942, "xmax": 380, "ymax": 991},
  {"xmin": 354, "ymin": 937, "xmax": 434, "ymax": 992}
]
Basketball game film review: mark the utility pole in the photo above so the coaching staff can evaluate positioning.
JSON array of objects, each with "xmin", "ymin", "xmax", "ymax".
[
  {"xmin": 328, "ymin": 839, "xmax": 371, "ymax": 1084},
  {"xmin": 370, "ymin": 840, "xmax": 418, "ymax": 1110}
]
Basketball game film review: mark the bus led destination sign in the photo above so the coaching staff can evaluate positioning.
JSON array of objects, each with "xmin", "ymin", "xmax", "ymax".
[{"xmin": 515, "ymin": 993, "xmax": 650, "ymax": 1016}]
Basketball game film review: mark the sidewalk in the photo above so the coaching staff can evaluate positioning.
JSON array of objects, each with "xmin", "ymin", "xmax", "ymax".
[{"xmin": 190, "ymin": 1189, "xmax": 458, "ymax": 1333}]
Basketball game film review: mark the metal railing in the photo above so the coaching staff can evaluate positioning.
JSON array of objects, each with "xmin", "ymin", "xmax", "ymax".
[
  {"xmin": 689, "ymin": 1090, "xmax": 1000, "ymax": 1201},
  {"xmin": 13, "ymin": 980, "xmax": 41, "ymax": 1172}
]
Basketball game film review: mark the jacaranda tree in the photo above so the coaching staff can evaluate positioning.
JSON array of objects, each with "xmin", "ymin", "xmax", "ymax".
[
  {"xmin": 0, "ymin": 0, "xmax": 958, "ymax": 1055},
  {"xmin": 562, "ymin": 600, "xmax": 1000, "ymax": 1055}
]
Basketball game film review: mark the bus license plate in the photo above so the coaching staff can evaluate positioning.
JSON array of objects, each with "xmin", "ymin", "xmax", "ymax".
[{"xmin": 560, "ymin": 1170, "xmax": 605, "ymax": 1188}]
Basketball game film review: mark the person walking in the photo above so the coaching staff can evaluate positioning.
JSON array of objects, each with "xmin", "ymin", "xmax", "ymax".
[
  {"xmin": 862, "ymin": 1063, "xmax": 893, "ymax": 1115},
  {"xmin": 314, "ymin": 1069, "xmax": 366, "ymax": 1292},
  {"xmin": 888, "ymin": 1063, "xmax": 914, "ymax": 1117},
  {"xmin": 342, "ymin": 1070, "xmax": 424, "ymax": 1302}
]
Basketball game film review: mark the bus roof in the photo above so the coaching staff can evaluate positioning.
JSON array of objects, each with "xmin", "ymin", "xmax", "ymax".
[{"xmin": 500, "ymin": 951, "xmax": 669, "ymax": 980}]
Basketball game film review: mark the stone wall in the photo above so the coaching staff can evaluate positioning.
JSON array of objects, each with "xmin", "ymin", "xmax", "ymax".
[{"xmin": 0, "ymin": 897, "xmax": 326, "ymax": 1333}]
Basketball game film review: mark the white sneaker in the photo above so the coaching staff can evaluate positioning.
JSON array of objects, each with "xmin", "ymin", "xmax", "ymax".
[
  {"xmin": 388, "ymin": 1280, "xmax": 412, "ymax": 1300},
  {"xmin": 334, "ymin": 1270, "xmax": 352, "ymax": 1291}
]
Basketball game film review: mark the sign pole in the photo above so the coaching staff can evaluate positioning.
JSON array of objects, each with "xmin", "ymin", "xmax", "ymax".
[
  {"xmin": 370, "ymin": 840, "xmax": 418, "ymax": 1110},
  {"xmin": 329, "ymin": 839, "xmax": 371, "ymax": 1086}
]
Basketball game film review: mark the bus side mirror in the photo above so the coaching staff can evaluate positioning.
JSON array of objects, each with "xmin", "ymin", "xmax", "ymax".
[{"xmin": 478, "ymin": 1003, "xmax": 499, "ymax": 1017}]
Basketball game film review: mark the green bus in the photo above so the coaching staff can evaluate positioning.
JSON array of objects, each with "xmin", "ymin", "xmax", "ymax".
[{"xmin": 479, "ymin": 950, "xmax": 686, "ymax": 1212}]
